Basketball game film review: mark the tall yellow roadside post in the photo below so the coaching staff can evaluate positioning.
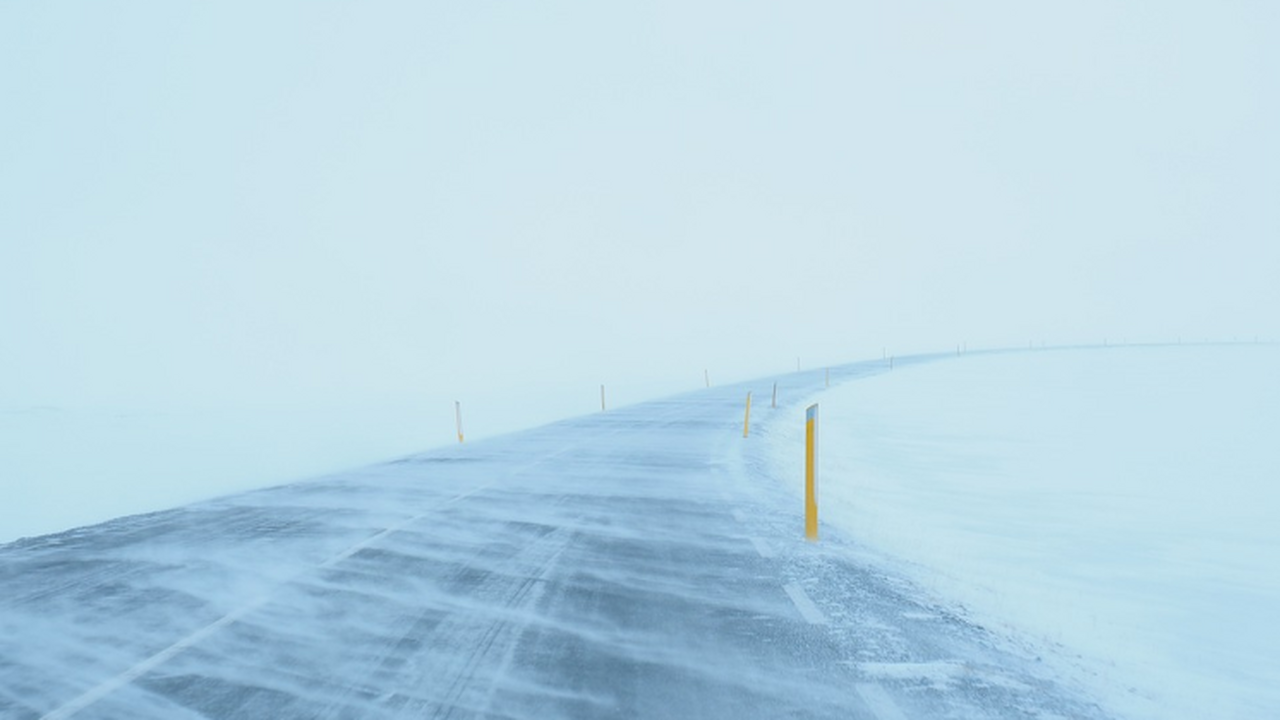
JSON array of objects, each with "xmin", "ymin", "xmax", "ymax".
[
  {"xmin": 455, "ymin": 401, "xmax": 465, "ymax": 444},
  {"xmin": 805, "ymin": 403, "xmax": 819, "ymax": 541},
  {"xmin": 743, "ymin": 391, "xmax": 752, "ymax": 438}
]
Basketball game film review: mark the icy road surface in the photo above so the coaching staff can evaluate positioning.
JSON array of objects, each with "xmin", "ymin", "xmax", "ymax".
[{"xmin": 1, "ymin": 361, "xmax": 1110, "ymax": 719}]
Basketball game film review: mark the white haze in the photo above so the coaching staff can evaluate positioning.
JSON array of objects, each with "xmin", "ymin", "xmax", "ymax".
[{"xmin": 2, "ymin": 2, "xmax": 1277, "ymax": 537}]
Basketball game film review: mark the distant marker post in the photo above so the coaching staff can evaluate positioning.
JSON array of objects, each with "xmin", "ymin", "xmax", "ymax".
[
  {"xmin": 805, "ymin": 403, "xmax": 819, "ymax": 541},
  {"xmin": 743, "ymin": 391, "xmax": 752, "ymax": 438},
  {"xmin": 771, "ymin": 381, "xmax": 777, "ymax": 409},
  {"xmin": 600, "ymin": 384, "xmax": 606, "ymax": 412},
  {"xmin": 455, "ymin": 401, "xmax": 464, "ymax": 444}
]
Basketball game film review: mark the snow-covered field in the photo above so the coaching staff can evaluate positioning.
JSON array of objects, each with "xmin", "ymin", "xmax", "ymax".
[
  {"xmin": 0, "ymin": 404, "xmax": 431, "ymax": 544},
  {"xmin": 763, "ymin": 345, "xmax": 1280, "ymax": 720},
  {"xmin": 0, "ymin": 379, "xmax": 698, "ymax": 545}
]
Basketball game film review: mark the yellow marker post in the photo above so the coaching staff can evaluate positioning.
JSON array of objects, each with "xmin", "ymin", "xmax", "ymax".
[
  {"xmin": 805, "ymin": 403, "xmax": 819, "ymax": 541},
  {"xmin": 771, "ymin": 382, "xmax": 777, "ymax": 409},
  {"xmin": 455, "ymin": 401, "xmax": 465, "ymax": 444},
  {"xmin": 743, "ymin": 391, "xmax": 752, "ymax": 438},
  {"xmin": 601, "ymin": 384, "xmax": 606, "ymax": 412}
]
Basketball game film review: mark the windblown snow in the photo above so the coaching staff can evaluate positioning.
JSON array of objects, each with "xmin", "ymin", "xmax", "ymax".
[{"xmin": 760, "ymin": 344, "xmax": 1280, "ymax": 720}]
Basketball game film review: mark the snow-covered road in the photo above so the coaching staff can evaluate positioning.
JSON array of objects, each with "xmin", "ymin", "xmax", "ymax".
[{"xmin": 1, "ymin": 361, "xmax": 1109, "ymax": 719}]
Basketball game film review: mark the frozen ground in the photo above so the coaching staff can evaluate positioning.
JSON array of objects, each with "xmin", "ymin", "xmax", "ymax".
[
  {"xmin": 758, "ymin": 344, "xmax": 1280, "ymax": 720},
  {"xmin": 0, "ymin": 363, "xmax": 1112, "ymax": 719}
]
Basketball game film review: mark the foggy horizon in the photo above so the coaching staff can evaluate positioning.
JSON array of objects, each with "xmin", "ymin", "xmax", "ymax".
[{"xmin": 4, "ymin": 2, "xmax": 1277, "ymax": 414}]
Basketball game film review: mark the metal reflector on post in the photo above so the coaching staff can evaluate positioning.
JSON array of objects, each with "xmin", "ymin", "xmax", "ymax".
[{"xmin": 805, "ymin": 403, "xmax": 819, "ymax": 541}]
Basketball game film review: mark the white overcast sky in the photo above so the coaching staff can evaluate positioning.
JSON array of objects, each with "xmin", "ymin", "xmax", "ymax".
[{"xmin": 3, "ymin": 1, "xmax": 1277, "ymax": 412}]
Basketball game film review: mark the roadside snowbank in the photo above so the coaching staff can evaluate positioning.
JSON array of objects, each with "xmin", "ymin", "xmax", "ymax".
[{"xmin": 763, "ymin": 345, "xmax": 1280, "ymax": 720}]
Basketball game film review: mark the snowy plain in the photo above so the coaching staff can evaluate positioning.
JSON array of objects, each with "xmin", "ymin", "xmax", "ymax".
[
  {"xmin": 0, "ymin": 379, "xmax": 688, "ymax": 545},
  {"xmin": 0, "ymin": 403, "xmax": 432, "ymax": 545},
  {"xmin": 760, "ymin": 344, "xmax": 1280, "ymax": 720}
]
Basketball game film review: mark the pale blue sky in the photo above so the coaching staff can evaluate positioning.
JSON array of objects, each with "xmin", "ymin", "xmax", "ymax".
[{"xmin": 3, "ymin": 1, "xmax": 1277, "ymax": 412}]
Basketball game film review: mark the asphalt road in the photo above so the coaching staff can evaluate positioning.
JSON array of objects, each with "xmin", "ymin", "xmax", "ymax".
[{"xmin": 1, "ymin": 359, "xmax": 1112, "ymax": 719}]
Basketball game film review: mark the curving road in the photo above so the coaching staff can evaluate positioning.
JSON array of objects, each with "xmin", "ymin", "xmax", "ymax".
[{"xmin": 1, "ymin": 358, "xmax": 1112, "ymax": 719}]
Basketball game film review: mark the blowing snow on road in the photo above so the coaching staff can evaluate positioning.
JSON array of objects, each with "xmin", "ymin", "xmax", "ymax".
[{"xmin": 1, "ymin": 357, "xmax": 1129, "ymax": 720}]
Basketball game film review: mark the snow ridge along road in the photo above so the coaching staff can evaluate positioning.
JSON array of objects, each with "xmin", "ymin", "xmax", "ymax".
[{"xmin": 1, "ymin": 356, "xmax": 1111, "ymax": 719}]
